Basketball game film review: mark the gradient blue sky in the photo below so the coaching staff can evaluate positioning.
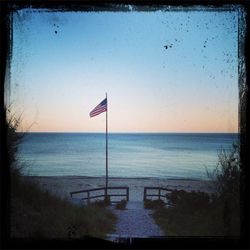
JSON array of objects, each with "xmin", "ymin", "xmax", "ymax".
[{"xmin": 9, "ymin": 7, "xmax": 239, "ymax": 132}]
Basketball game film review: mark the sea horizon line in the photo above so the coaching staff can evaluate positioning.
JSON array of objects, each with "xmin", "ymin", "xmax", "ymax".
[{"xmin": 19, "ymin": 131, "xmax": 239, "ymax": 134}]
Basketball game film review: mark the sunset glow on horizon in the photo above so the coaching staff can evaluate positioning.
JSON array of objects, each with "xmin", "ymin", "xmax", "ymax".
[{"xmin": 8, "ymin": 7, "xmax": 239, "ymax": 133}]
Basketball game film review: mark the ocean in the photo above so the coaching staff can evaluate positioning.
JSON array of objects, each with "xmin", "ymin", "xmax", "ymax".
[{"xmin": 17, "ymin": 133, "xmax": 239, "ymax": 180}]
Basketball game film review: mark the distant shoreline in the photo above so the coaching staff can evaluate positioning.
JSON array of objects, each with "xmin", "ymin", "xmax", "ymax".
[{"xmin": 25, "ymin": 175, "xmax": 208, "ymax": 182}]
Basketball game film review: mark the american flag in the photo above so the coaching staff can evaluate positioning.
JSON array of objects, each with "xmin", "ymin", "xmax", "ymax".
[{"xmin": 89, "ymin": 98, "xmax": 107, "ymax": 118}]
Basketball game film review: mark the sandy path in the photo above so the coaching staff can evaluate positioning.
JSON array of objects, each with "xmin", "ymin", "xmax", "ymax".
[{"xmin": 107, "ymin": 201, "xmax": 164, "ymax": 240}]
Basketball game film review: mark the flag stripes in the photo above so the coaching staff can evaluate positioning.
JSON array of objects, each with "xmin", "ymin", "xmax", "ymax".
[{"xmin": 89, "ymin": 98, "xmax": 107, "ymax": 117}]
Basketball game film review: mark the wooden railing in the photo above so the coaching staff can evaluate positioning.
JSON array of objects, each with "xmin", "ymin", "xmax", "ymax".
[
  {"xmin": 70, "ymin": 186, "xmax": 129, "ymax": 204},
  {"xmin": 143, "ymin": 187, "xmax": 173, "ymax": 203}
]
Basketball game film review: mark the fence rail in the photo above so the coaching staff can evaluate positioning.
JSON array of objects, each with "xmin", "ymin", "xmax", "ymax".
[
  {"xmin": 70, "ymin": 186, "xmax": 129, "ymax": 204},
  {"xmin": 143, "ymin": 187, "xmax": 173, "ymax": 203}
]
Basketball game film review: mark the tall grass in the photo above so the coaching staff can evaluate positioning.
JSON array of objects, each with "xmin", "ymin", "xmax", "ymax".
[
  {"xmin": 149, "ymin": 191, "xmax": 227, "ymax": 236},
  {"xmin": 11, "ymin": 176, "xmax": 117, "ymax": 239},
  {"xmin": 7, "ymin": 108, "xmax": 117, "ymax": 239},
  {"xmin": 146, "ymin": 144, "xmax": 241, "ymax": 237}
]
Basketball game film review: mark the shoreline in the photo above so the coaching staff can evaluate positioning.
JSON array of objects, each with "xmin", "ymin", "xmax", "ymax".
[
  {"xmin": 24, "ymin": 175, "xmax": 209, "ymax": 181},
  {"xmin": 23, "ymin": 176, "xmax": 216, "ymax": 202}
]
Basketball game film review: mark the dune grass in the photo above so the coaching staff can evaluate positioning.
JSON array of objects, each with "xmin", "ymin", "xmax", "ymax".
[
  {"xmin": 149, "ymin": 192, "xmax": 240, "ymax": 237},
  {"xmin": 145, "ymin": 192, "xmax": 225, "ymax": 236},
  {"xmin": 144, "ymin": 199, "xmax": 165, "ymax": 209},
  {"xmin": 7, "ymin": 108, "xmax": 117, "ymax": 239},
  {"xmin": 11, "ymin": 171, "xmax": 117, "ymax": 239},
  {"xmin": 145, "ymin": 144, "xmax": 241, "ymax": 237}
]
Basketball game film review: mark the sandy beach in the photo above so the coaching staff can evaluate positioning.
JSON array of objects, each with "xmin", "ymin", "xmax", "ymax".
[{"xmin": 23, "ymin": 176, "xmax": 216, "ymax": 202}]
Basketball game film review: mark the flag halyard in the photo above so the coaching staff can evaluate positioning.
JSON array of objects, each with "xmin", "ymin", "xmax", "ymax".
[{"xmin": 89, "ymin": 98, "xmax": 107, "ymax": 117}]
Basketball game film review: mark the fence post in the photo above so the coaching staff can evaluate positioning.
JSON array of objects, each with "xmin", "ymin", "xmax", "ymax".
[
  {"xmin": 144, "ymin": 188, "xmax": 147, "ymax": 201},
  {"xmin": 87, "ymin": 191, "xmax": 90, "ymax": 204},
  {"xmin": 126, "ymin": 187, "xmax": 129, "ymax": 201},
  {"xmin": 158, "ymin": 189, "xmax": 161, "ymax": 200}
]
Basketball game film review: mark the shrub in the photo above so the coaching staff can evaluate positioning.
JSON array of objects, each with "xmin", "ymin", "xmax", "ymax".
[
  {"xmin": 144, "ymin": 199, "xmax": 165, "ymax": 209},
  {"xmin": 208, "ymin": 143, "xmax": 240, "ymax": 200},
  {"xmin": 151, "ymin": 143, "xmax": 241, "ymax": 236},
  {"xmin": 207, "ymin": 143, "xmax": 241, "ymax": 236},
  {"xmin": 115, "ymin": 199, "xmax": 127, "ymax": 210},
  {"xmin": 92, "ymin": 196, "xmax": 111, "ymax": 207},
  {"xmin": 166, "ymin": 190, "xmax": 210, "ymax": 212},
  {"xmin": 6, "ymin": 107, "xmax": 24, "ymax": 173}
]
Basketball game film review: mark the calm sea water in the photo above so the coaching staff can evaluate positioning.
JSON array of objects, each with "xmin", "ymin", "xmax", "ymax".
[{"xmin": 17, "ymin": 133, "xmax": 239, "ymax": 180}]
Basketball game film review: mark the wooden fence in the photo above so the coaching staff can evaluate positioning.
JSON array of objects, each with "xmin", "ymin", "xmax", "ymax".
[
  {"xmin": 143, "ymin": 187, "xmax": 173, "ymax": 203},
  {"xmin": 70, "ymin": 186, "xmax": 129, "ymax": 204}
]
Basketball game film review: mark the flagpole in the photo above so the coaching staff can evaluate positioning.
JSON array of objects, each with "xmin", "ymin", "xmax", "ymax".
[{"xmin": 105, "ymin": 92, "xmax": 108, "ymax": 199}]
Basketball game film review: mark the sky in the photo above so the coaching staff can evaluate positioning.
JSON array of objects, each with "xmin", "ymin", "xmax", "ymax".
[{"xmin": 8, "ymin": 6, "xmax": 239, "ymax": 133}]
